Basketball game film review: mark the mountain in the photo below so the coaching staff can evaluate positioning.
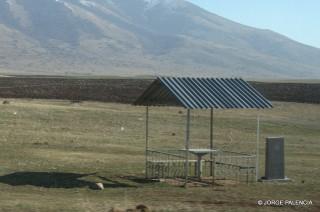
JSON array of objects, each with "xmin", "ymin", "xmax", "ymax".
[{"xmin": 0, "ymin": 0, "xmax": 319, "ymax": 78}]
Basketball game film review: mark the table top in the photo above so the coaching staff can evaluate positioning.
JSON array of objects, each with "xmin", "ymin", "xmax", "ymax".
[{"xmin": 180, "ymin": 148, "xmax": 218, "ymax": 155}]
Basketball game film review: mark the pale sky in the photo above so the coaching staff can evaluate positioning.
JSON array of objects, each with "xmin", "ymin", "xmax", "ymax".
[{"xmin": 188, "ymin": 0, "xmax": 320, "ymax": 48}]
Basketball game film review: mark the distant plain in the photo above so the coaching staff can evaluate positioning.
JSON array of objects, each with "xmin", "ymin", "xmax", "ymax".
[{"xmin": 0, "ymin": 99, "xmax": 319, "ymax": 211}]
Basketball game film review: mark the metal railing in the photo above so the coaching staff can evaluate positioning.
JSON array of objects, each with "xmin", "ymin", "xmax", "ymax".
[
  {"xmin": 204, "ymin": 151, "xmax": 256, "ymax": 183},
  {"xmin": 146, "ymin": 149, "xmax": 196, "ymax": 178},
  {"xmin": 146, "ymin": 149, "xmax": 256, "ymax": 183}
]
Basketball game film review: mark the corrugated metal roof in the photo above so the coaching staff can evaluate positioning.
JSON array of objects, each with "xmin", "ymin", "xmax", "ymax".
[{"xmin": 134, "ymin": 77, "xmax": 273, "ymax": 109}]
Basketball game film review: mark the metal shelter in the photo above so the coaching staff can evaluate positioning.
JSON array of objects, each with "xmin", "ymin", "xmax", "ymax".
[{"xmin": 134, "ymin": 77, "xmax": 272, "ymax": 185}]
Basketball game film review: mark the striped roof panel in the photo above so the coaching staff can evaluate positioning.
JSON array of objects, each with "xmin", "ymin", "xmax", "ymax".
[{"xmin": 134, "ymin": 77, "xmax": 273, "ymax": 109}]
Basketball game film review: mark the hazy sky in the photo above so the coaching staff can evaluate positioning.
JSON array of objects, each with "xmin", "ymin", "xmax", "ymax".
[{"xmin": 188, "ymin": 0, "xmax": 320, "ymax": 48}]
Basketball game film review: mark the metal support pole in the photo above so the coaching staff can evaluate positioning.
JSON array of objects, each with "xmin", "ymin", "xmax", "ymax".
[
  {"xmin": 210, "ymin": 108, "xmax": 214, "ymax": 176},
  {"xmin": 145, "ymin": 106, "xmax": 149, "ymax": 178},
  {"xmin": 184, "ymin": 109, "xmax": 191, "ymax": 187},
  {"xmin": 256, "ymin": 114, "xmax": 260, "ymax": 182}
]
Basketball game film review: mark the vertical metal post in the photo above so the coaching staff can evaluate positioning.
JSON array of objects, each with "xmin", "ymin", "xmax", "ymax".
[
  {"xmin": 145, "ymin": 106, "xmax": 149, "ymax": 178},
  {"xmin": 210, "ymin": 108, "xmax": 214, "ymax": 176},
  {"xmin": 256, "ymin": 114, "xmax": 260, "ymax": 182},
  {"xmin": 184, "ymin": 109, "xmax": 191, "ymax": 187}
]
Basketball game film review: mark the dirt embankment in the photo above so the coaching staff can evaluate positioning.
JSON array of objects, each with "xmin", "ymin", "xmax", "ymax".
[
  {"xmin": 0, "ymin": 77, "xmax": 319, "ymax": 104},
  {"xmin": 251, "ymin": 82, "xmax": 320, "ymax": 104}
]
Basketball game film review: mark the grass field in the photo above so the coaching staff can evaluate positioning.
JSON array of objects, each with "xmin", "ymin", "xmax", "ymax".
[{"xmin": 0, "ymin": 99, "xmax": 319, "ymax": 211}]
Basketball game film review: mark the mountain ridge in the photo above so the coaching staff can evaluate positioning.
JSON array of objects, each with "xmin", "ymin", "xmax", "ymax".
[{"xmin": 0, "ymin": 0, "xmax": 319, "ymax": 78}]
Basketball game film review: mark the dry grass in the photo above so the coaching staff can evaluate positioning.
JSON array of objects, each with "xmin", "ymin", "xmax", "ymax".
[{"xmin": 0, "ymin": 99, "xmax": 319, "ymax": 211}]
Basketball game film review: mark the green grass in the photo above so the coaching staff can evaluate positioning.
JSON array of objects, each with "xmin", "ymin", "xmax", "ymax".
[{"xmin": 0, "ymin": 99, "xmax": 319, "ymax": 211}]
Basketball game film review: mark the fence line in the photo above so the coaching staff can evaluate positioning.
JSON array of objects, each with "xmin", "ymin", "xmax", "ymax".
[{"xmin": 146, "ymin": 149, "xmax": 256, "ymax": 183}]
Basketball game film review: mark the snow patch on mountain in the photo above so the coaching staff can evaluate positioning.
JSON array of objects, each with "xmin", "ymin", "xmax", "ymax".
[
  {"xmin": 53, "ymin": 0, "xmax": 74, "ymax": 13},
  {"xmin": 55, "ymin": 0, "xmax": 97, "ymax": 8},
  {"xmin": 79, "ymin": 0, "xmax": 97, "ymax": 7},
  {"xmin": 144, "ymin": 0, "xmax": 186, "ymax": 10}
]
